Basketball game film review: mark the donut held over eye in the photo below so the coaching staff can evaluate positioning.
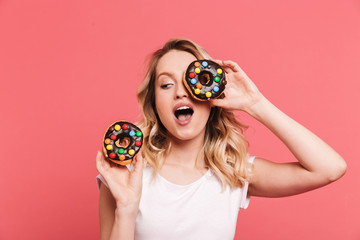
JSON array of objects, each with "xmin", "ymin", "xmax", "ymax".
[
  {"xmin": 183, "ymin": 60, "xmax": 227, "ymax": 101},
  {"xmin": 102, "ymin": 121, "xmax": 143, "ymax": 166}
]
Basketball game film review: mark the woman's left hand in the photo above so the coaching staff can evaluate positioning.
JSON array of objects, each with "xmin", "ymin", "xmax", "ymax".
[{"xmin": 210, "ymin": 60, "xmax": 264, "ymax": 113}]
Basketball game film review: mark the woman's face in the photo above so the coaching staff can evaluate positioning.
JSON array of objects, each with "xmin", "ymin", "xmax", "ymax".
[{"xmin": 154, "ymin": 50, "xmax": 211, "ymax": 141}]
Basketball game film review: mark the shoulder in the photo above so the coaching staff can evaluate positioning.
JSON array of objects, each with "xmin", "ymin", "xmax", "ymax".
[{"xmin": 247, "ymin": 155, "xmax": 256, "ymax": 165}]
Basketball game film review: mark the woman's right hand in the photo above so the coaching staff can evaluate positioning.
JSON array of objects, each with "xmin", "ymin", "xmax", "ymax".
[{"xmin": 96, "ymin": 150, "xmax": 143, "ymax": 212}]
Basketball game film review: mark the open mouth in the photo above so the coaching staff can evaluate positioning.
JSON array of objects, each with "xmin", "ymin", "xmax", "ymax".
[{"xmin": 174, "ymin": 106, "xmax": 194, "ymax": 121}]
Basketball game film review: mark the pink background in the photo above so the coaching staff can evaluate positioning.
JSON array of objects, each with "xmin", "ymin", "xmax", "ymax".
[{"xmin": 1, "ymin": 0, "xmax": 359, "ymax": 239}]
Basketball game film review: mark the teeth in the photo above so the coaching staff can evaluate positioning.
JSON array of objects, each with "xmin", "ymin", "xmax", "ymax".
[{"xmin": 177, "ymin": 106, "xmax": 190, "ymax": 111}]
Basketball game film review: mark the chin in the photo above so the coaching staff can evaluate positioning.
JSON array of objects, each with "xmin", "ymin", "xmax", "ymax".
[{"xmin": 170, "ymin": 126, "xmax": 205, "ymax": 141}]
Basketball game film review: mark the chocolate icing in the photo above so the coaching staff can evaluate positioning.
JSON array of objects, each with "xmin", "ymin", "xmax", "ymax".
[
  {"xmin": 184, "ymin": 60, "xmax": 226, "ymax": 100},
  {"xmin": 103, "ymin": 121, "xmax": 143, "ymax": 163}
]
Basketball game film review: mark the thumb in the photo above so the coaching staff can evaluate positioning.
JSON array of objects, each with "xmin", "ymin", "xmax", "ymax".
[
  {"xmin": 129, "ymin": 152, "xmax": 144, "ymax": 189},
  {"xmin": 133, "ymin": 151, "xmax": 144, "ymax": 177},
  {"xmin": 210, "ymin": 98, "xmax": 227, "ymax": 108}
]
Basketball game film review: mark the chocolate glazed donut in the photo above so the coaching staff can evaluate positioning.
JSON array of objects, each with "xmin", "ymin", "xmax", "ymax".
[
  {"xmin": 183, "ymin": 60, "xmax": 227, "ymax": 101},
  {"xmin": 103, "ymin": 121, "xmax": 143, "ymax": 166}
]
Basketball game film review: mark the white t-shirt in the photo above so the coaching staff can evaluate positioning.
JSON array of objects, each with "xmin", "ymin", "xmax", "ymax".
[{"xmin": 96, "ymin": 156, "xmax": 255, "ymax": 240}]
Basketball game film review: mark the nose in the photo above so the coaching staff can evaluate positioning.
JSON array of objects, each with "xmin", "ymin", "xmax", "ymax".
[{"xmin": 176, "ymin": 81, "xmax": 189, "ymax": 99}]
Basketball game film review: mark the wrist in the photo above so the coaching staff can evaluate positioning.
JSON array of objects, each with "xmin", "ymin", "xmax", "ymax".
[
  {"xmin": 115, "ymin": 201, "xmax": 140, "ymax": 218},
  {"xmin": 245, "ymin": 95, "xmax": 273, "ymax": 120},
  {"xmin": 115, "ymin": 205, "xmax": 139, "ymax": 219}
]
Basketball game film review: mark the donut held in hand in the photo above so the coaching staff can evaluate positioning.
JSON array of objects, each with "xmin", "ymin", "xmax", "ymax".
[
  {"xmin": 102, "ymin": 121, "xmax": 143, "ymax": 166},
  {"xmin": 184, "ymin": 60, "xmax": 227, "ymax": 101}
]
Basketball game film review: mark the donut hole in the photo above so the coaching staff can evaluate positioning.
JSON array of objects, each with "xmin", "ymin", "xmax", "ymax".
[
  {"xmin": 115, "ymin": 137, "xmax": 131, "ymax": 148},
  {"xmin": 198, "ymin": 71, "xmax": 212, "ymax": 86}
]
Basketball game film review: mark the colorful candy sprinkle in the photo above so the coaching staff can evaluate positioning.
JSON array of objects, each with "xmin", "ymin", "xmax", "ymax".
[
  {"xmin": 189, "ymin": 72, "xmax": 195, "ymax": 78},
  {"xmin": 122, "ymin": 124, "xmax": 129, "ymax": 130},
  {"xmin": 194, "ymin": 62, "xmax": 200, "ymax": 67},
  {"xmin": 136, "ymin": 131, "xmax": 142, "ymax": 137},
  {"xmin": 213, "ymin": 86, "xmax": 219, "ymax": 92},
  {"xmin": 129, "ymin": 130, "xmax": 135, "ymax": 137},
  {"xmin": 104, "ymin": 138, "xmax": 111, "ymax": 144},
  {"xmin": 190, "ymin": 78, "xmax": 197, "ymax": 85},
  {"xmin": 196, "ymin": 83, "xmax": 202, "ymax": 89},
  {"xmin": 119, "ymin": 155, "xmax": 125, "ymax": 160},
  {"xmin": 217, "ymin": 68, "xmax": 223, "ymax": 74},
  {"xmin": 114, "ymin": 124, "xmax": 121, "ymax": 131},
  {"xmin": 202, "ymin": 61, "xmax": 208, "ymax": 67},
  {"xmin": 118, "ymin": 148, "xmax": 125, "ymax": 154},
  {"xmin": 109, "ymin": 152, "xmax": 115, "ymax": 158},
  {"xmin": 135, "ymin": 141, "xmax": 142, "ymax": 147},
  {"xmin": 195, "ymin": 68, "xmax": 201, "ymax": 74},
  {"xmin": 110, "ymin": 134, "xmax": 116, "ymax": 140},
  {"xmin": 128, "ymin": 149, "xmax": 135, "ymax": 155},
  {"xmin": 206, "ymin": 92, "xmax": 212, "ymax": 98},
  {"xmin": 194, "ymin": 89, "xmax": 201, "ymax": 94},
  {"xmin": 214, "ymin": 76, "xmax": 220, "ymax": 82},
  {"xmin": 106, "ymin": 144, "xmax": 113, "ymax": 150}
]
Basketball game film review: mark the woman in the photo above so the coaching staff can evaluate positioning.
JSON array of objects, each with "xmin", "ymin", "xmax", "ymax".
[{"xmin": 96, "ymin": 38, "xmax": 347, "ymax": 239}]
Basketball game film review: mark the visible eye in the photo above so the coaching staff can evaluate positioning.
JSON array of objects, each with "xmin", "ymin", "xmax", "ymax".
[{"xmin": 160, "ymin": 83, "xmax": 173, "ymax": 89}]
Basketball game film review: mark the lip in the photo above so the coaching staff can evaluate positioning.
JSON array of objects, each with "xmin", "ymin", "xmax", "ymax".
[{"xmin": 173, "ymin": 102, "xmax": 194, "ymax": 126}]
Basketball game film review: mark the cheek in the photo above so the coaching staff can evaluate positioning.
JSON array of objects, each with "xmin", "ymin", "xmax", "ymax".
[
  {"xmin": 156, "ymin": 105, "xmax": 169, "ymax": 121},
  {"xmin": 196, "ymin": 103, "xmax": 212, "ymax": 119},
  {"xmin": 154, "ymin": 89, "xmax": 164, "ymax": 111},
  {"xmin": 155, "ymin": 93, "xmax": 171, "ymax": 123}
]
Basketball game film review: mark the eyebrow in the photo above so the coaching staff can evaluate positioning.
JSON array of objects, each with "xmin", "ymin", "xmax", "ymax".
[{"xmin": 156, "ymin": 72, "xmax": 175, "ymax": 81}]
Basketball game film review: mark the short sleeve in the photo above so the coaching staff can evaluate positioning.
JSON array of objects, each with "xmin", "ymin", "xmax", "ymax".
[
  {"xmin": 96, "ymin": 174, "xmax": 109, "ymax": 190},
  {"xmin": 239, "ymin": 156, "xmax": 255, "ymax": 209}
]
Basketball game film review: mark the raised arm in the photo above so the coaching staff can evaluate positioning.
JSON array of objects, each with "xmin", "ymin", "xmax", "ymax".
[
  {"xmin": 210, "ymin": 60, "xmax": 347, "ymax": 197},
  {"xmin": 245, "ymin": 96, "xmax": 346, "ymax": 197}
]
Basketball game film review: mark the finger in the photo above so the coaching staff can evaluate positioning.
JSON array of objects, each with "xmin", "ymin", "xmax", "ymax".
[
  {"xmin": 222, "ymin": 68, "xmax": 230, "ymax": 74},
  {"xmin": 222, "ymin": 60, "xmax": 242, "ymax": 73},
  {"xmin": 209, "ymin": 98, "xmax": 227, "ymax": 108},
  {"xmin": 213, "ymin": 59, "xmax": 224, "ymax": 66},
  {"xmin": 129, "ymin": 152, "xmax": 144, "ymax": 189},
  {"xmin": 215, "ymin": 59, "xmax": 236, "ymax": 74}
]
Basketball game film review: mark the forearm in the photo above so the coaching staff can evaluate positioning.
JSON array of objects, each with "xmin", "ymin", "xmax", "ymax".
[
  {"xmin": 108, "ymin": 208, "xmax": 137, "ymax": 240},
  {"xmin": 247, "ymin": 95, "xmax": 346, "ymax": 181},
  {"xmin": 99, "ymin": 184, "xmax": 139, "ymax": 240}
]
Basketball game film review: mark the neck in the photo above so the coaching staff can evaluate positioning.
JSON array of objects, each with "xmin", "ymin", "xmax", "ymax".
[{"xmin": 165, "ymin": 132, "xmax": 207, "ymax": 170}]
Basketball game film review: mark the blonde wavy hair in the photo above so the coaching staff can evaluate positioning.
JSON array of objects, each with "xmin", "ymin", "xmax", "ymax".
[{"xmin": 136, "ymin": 38, "xmax": 250, "ymax": 189}]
